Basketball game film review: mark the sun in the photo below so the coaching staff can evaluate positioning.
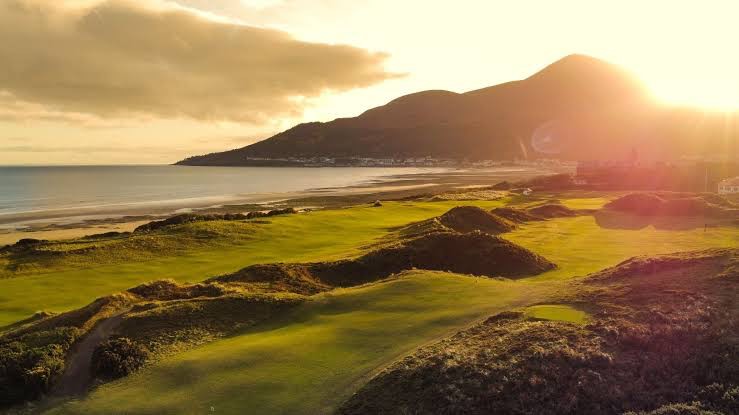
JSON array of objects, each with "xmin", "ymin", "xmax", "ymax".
[
  {"xmin": 651, "ymin": 83, "xmax": 739, "ymax": 111},
  {"xmin": 640, "ymin": 66, "xmax": 739, "ymax": 111}
]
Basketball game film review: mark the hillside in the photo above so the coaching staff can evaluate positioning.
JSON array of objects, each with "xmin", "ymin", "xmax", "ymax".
[{"xmin": 177, "ymin": 54, "xmax": 738, "ymax": 165}]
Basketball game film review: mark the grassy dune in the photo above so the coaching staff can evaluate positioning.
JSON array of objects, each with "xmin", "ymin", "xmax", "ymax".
[
  {"xmin": 0, "ymin": 201, "xmax": 507, "ymax": 327},
  {"xmin": 48, "ymin": 273, "xmax": 555, "ymax": 415}
]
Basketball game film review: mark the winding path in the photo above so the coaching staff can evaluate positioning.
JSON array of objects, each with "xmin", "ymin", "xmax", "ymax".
[{"xmin": 53, "ymin": 311, "xmax": 127, "ymax": 396}]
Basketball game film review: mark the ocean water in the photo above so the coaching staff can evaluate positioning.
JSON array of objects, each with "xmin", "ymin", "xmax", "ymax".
[{"xmin": 0, "ymin": 165, "xmax": 443, "ymax": 227}]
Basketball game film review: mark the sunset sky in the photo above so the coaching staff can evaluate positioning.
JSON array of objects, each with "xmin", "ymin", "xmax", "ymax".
[{"xmin": 1, "ymin": 0, "xmax": 739, "ymax": 165}]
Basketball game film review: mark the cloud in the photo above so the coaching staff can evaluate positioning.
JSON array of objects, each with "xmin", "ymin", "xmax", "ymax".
[{"xmin": 0, "ymin": 0, "xmax": 396, "ymax": 123}]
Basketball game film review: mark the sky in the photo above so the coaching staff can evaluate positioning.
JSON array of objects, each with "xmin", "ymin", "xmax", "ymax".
[{"xmin": 1, "ymin": 0, "xmax": 739, "ymax": 165}]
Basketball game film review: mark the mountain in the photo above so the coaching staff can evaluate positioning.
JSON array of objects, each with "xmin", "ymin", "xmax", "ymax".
[{"xmin": 177, "ymin": 54, "xmax": 738, "ymax": 165}]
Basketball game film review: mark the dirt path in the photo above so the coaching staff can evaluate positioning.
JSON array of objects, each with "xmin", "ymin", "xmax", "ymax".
[{"xmin": 53, "ymin": 312, "xmax": 127, "ymax": 396}]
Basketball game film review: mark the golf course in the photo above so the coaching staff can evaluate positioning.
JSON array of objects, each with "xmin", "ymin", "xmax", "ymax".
[{"xmin": 1, "ymin": 190, "xmax": 736, "ymax": 414}]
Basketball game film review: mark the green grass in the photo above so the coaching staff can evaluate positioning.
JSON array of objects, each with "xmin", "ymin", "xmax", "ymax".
[
  {"xmin": 4, "ymin": 193, "xmax": 737, "ymax": 414},
  {"xmin": 505, "ymin": 215, "xmax": 737, "ymax": 280},
  {"xmin": 48, "ymin": 272, "xmax": 554, "ymax": 415},
  {"xmin": 523, "ymin": 304, "xmax": 589, "ymax": 324},
  {"xmin": 0, "ymin": 200, "xmax": 507, "ymax": 328}
]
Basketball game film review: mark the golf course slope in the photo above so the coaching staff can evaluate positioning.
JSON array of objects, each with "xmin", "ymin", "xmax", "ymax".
[{"xmin": 338, "ymin": 248, "xmax": 739, "ymax": 415}]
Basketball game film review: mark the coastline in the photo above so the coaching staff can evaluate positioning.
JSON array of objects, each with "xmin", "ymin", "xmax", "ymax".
[{"xmin": 0, "ymin": 166, "xmax": 562, "ymax": 245}]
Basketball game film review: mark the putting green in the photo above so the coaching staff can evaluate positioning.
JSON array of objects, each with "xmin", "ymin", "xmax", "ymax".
[{"xmin": 524, "ymin": 304, "xmax": 589, "ymax": 324}]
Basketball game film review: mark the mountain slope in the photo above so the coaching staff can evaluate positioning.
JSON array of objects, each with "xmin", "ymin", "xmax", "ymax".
[{"xmin": 178, "ymin": 54, "xmax": 738, "ymax": 165}]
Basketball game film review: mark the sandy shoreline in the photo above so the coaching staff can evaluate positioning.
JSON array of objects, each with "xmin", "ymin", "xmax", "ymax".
[{"xmin": 0, "ymin": 167, "xmax": 563, "ymax": 245}]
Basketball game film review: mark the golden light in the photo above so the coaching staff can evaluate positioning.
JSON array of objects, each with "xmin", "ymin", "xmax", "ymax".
[{"xmin": 646, "ymin": 74, "xmax": 739, "ymax": 111}]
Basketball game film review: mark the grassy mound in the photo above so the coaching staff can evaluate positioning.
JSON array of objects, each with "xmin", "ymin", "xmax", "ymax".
[
  {"xmin": 390, "ymin": 206, "xmax": 517, "ymax": 241},
  {"xmin": 313, "ymin": 232, "xmax": 554, "ymax": 286},
  {"xmin": 209, "ymin": 263, "xmax": 330, "ymax": 295},
  {"xmin": 588, "ymin": 248, "xmax": 737, "ymax": 282},
  {"xmin": 490, "ymin": 207, "xmax": 544, "ymax": 223},
  {"xmin": 438, "ymin": 206, "xmax": 516, "ymax": 234},
  {"xmin": 604, "ymin": 193, "xmax": 738, "ymax": 218},
  {"xmin": 114, "ymin": 292, "xmax": 304, "ymax": 356},
  {"xmin": 134, "ymin": 213, "xmax": 249, "ymax": 232},
  {"xmin": 127, "ymin": 279, "xmax": 234, "ymax": 300},
  {"xmin": 339, "ymin": 248, "xmax": 739, "ymax": 415},
  {"xmin": 527, "ymin": 203, "xmax": 579, "ymax": 218},
  {"xmin": 213, "ymin": 231, "xmax": 556, "ymax": 291}
]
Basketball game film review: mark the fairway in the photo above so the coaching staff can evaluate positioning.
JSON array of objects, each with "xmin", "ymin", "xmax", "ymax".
[
  {"xmin": 48, "ymin": 273, "xmax": 554, "ymax": 415},
  {"xmin": 0, "ymin": 200, "xmax": 507, "ymax": 327},
  {"xmin": 505, "ymin": 215, "xmax": 737, "ymax": 280}
]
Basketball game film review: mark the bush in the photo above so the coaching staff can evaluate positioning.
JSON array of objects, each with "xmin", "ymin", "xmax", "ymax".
[
  {"xmin": 0, "ymin": 327, "xmax": 77, "ymax": 407},
  {"xmin": 91, "ymin": 337, "xmax": 149, "ymax": 380}
]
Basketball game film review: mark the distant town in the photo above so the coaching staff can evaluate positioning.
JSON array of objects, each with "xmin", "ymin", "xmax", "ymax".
[{"xmin": 235, "ymin": 156, "xmax": 573, "ymax": 168}]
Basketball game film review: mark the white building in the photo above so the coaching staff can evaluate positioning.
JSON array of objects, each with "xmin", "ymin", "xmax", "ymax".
[{"xmin": 718, "ymin": 177, "xmax": 739, "ymax": 194}]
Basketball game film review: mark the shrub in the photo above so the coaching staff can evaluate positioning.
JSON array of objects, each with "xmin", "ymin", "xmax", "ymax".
[
  {"xmin": 0, "ymin": 327, "xmax": 77, "ymax": 407},
  {"xmin": 91, "ymin": 337, "xmax": 149, "ymax": 380}
]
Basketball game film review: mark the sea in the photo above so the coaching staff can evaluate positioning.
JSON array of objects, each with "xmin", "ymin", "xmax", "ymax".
[{"xmin": 0, "ymin": 165, "xmax": 446, "ymax": 229}]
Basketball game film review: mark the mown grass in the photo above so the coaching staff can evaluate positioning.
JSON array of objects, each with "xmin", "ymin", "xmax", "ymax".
[
  {"xmin": 0, "ymin": 200, "xmax": 507, "ymax": 327},
  {"xmin": 523, "ymin": 304, "xmax": 589, "ymax": 324},
  {"xmin": 505, "ymin": 215, "xmax": 737, "ymax": 280},
  {"xmin": 47, "ymin": 272, "xmax": 555, "ymax": 415}
]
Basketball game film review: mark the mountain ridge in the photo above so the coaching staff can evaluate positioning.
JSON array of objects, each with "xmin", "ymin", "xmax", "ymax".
[{"xmin": 177, "ymin": 54, "xmax": 738, "ymax": 165}]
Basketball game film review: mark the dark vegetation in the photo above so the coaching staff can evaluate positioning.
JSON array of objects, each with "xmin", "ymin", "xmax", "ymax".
[
  {"xmin": 132, "ymin": 213, "xmax": 245, "ymax": 232},
  {"xmin": 82, "ymin": 231, "xmax": 131, "ymax": 240},
  {"xmin": 338, "ymin": 248, "xmax": 739, "ymax": 415},
  {"xmin": 0, "ymin": 238, "xmax": 49, "ymax": 254},
  {"xmin": 91, "ymin": 337, "xmax": 149, "ymax": 380},
  {"xmin": 133, "ymin": 209, "xmax": 297, "ymax": 233}
]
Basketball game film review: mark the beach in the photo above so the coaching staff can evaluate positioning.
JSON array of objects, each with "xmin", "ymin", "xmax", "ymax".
[{"xmin": 0, "ymin": 165, "xmax": 562, "ymax": 245}]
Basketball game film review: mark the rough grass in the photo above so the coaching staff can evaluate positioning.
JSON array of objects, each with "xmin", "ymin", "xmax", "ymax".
[{"xmin": 338, "ymin": 249, "xmax": 739, "ymax": 415}]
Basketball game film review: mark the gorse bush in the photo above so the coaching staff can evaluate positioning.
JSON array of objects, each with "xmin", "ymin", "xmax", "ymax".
[
  {"xmin": 92, "ymin": 337, "xmax": 149, "ymax": 380},
  {"xmin": 0, "ymin": 327, "xmax": 78, "ymax": 407}
]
